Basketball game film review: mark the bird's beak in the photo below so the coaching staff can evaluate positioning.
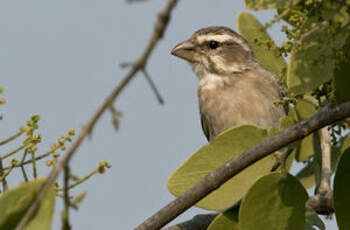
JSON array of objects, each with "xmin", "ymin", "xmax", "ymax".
[{"xmin": 171, "ymin": 40, "xmax": 196, "ymax": 63}]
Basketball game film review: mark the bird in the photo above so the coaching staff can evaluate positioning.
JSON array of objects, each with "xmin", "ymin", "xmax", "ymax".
[{"xmin": 171, "ymin": 26, "xmax": 286, "ymax": 141}]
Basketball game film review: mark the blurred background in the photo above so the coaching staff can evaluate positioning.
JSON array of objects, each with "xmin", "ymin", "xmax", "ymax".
[{"xmin": 0, "ymin": 0, "xmax": 338, "ymax": 229}]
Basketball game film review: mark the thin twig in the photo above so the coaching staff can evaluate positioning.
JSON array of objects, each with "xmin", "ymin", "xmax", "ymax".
[
  {"xmin": 0, "ymin": 159, "xmax": 8, "ymax": 192},
  {"xmin": 3, "ymin": 150, "xmax": 52, "ymax": 171},
  {"xmin": 15, "ymin": 1, "xmax": 179, "ymax": 229},
  {"xmin": 62, "ymin": 166, "xmax": 71, "ymax": 230},
  {"xmin": 20, "ymin": 150, "xmax": 29, "ymax": 182},
  {"xmin": 120, "ymin": 64, "xmax": 164, "ymax": 105},
  {"xmin": 264, "ymin": 8, "xmax": 290, "ymax": 29},
  {"xmin": 0, "ymin": 161, "xmax": 16, "ymax": 183},
  {"xmin": 56, "ymin": 168, "xmax": 99, "ymax": 191},
  {"xmin": 31, "ymin": 151, "xmax": 37, "ymax": 179},
  {"xmin": 135, "ymin": 102, "xmax": 350, "ymax": 230},
  {"xmin": 142, "ymin": 69, "xmax": 164, "ymax": 105},
  {"xmin": 2, "ymin": 144, "xmax": 26, "ymax": 160},
  {"xmin": 0, "ymin": 128, "xmax": 25, "ymax": 146}
]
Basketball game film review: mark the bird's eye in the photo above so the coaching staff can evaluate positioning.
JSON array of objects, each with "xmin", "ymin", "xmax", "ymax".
[{"xmin": 208, "ymin": 40, "xmax": 219, "ymax": 49}]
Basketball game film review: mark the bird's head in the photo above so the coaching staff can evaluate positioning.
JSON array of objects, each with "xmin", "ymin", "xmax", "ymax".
[{"xmin": 171, "ymin": 26, "xmax": 256, "ymax": 78}]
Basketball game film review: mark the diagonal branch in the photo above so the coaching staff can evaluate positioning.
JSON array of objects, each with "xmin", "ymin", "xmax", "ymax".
[
  {"xmin": 135, "ymin": 102, "xmax": 350, "ymax": 230},
  {"xmin": 15, "ymin": 1, "xmax": 179, "ymax": 229},
  {"xmin": 163, "ymin": 213, "xmax": 217, "ymax": 230}
]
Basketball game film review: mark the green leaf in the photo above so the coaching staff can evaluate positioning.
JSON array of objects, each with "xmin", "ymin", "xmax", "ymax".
[
  {"xmin": 305, "ymin": 207, "xmax": 325, "ymax": 230},
  {"xmin": 334, "ymin": 68, "xmax": 350, "ymax": 103},
  {"xmin": 274, "ymin": 110, "xmax": 298, "ymax": 171},
  {"xmin": 330, "ymin": 134, "xmax": 350, "ymax": 173},
  {"xmin": 334, "ymin": 148, "xmax": 350, "ymax": 230},
  {"xmin": 244, "ymin": 0, "xmax": 301, "ymax": 10},
  {"xmin": 0, "ymin": 178, "xmax": 56, "ymax": 230},
  {"xmin": 334, "ymin": 39, "xmax": 350, "ymax": 104},
  {"xmin": 207, "ymin": 207, "xmax": 239, "ymax": 230},
  {"xmin": 25, "ymin": 187, "xmax": 55, "ymax": 230},
  {"xmin": 167, "ymin": 125, "xmax": 275, "ymax": 211},
  {"xmin": 287, "ymin": 25, "xmax": 334, "ymax": 95},
  {"xmin": 295, "ymin": 99, "xmax": 317, "ymax": 162},
  {"xmin": 239, "ymin": 173, "xmax": 308, "ymax": 230},
  {"xmin": 238, "ymin": 12, "xmax": 287, "ymax": 85}
]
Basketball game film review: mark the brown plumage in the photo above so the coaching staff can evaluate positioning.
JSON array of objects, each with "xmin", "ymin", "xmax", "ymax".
[{"xmin": 172, "ymin": 26, "xmax": 286, "ymax": 141}]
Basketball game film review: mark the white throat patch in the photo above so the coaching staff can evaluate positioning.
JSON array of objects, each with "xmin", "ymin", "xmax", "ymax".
[{"xmin": 198, "ymin": 73, "xmax": 226, "ymax": 90}]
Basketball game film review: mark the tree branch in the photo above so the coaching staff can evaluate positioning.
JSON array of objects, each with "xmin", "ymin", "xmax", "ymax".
[
  {"xmin": 15, "ymin": 1, "xmax": 179, "ymax": 229},
  {"xmin": 163, "ymin": 214, "xmax": 217, "ymax": 230},
  {"xmin": 303, "ymin": 96, "xmax": 334, "ymax": 214},
  {"xmin": 307, "ymin": 126, "xmax": 334, "ymax": 214},
  {"xmin": 135, "ymin": 102, "xmax": 350, "ymax": 230}
]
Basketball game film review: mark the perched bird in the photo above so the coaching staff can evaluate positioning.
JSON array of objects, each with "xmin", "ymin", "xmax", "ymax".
[{"xmin": 171, "ymin": 26, "xmax": 286, "ymax": 141}]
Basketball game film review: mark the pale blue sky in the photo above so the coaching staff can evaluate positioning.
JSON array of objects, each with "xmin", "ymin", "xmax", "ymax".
[{"xmin": 0, "ymin": 0, "xmax": 337, "ymax": 229}]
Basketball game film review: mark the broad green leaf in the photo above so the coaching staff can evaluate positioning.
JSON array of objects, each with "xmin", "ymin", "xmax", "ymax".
[
  {"xmin": 295, "ymin": 99, "xmax": 317, "ymax": 162},
  {"xmin": 0, "ymin": 178, "xmax": 55, "ymax": 230},
  {"xmin": 168, "ymin": 125, "xmax": 275, "ymax": 211},
  {"xmin": 334, "ymin": 65, "xmax": 350, "ymax": 103},
  {"xmin": 238, "ymin": 12, "xmax": 287, "ymax": 84},
  {"xmin": 239, "ymin": 173, "xmax": 308, "ymax": 230},
  {"xmin": 334, "ymin": 148, "xmax": 350, "ymax": 230},
  {"xmin": 25, "ymin": 186, "xmax": 55, "ymax": 230},
  {"xmin": 244, "ymin": 0, "xmax": 301, "ymax": 10},
  {"xmin": 268, "ymin": 110, "xmax": 296, "ymax": 136},
  {"xmin": 331, "ymin": 134, "xmax": 350, "ymax": 173},
  {"xmin": 305, "ymin": 207, "xmax": 325, "ymax": 230},
  {"xmin": 207, "ymin": 207, "xmax": 239, "ymax": 230},
  {"xmin": 334, "ymin": 38, "xmax": 350, "ymax": 104},
  {"xmin": 287, "ymin": 25, "xmax": 334, "ymax": 95}
]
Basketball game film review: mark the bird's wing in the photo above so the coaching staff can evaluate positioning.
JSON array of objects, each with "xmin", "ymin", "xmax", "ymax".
[{"xmin": 200, "ymin": 114, "xmax": 211, "ymax": 141}]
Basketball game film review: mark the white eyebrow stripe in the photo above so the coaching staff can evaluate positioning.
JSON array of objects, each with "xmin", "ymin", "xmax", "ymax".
[{"xmin": 196, "ymin": 34, "xmax": 233, "ymax": 43}]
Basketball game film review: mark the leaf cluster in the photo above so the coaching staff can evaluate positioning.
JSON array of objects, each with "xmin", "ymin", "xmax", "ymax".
[{"xmin": 167, "ymin": 0, "xmax": 350, "ymax": 229}]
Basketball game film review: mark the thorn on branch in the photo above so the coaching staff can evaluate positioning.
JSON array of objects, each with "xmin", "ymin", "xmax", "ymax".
[
  {"xmin": 119, "ymin": 61, "xmax": 164, "ymax": 105},
  {"xmin": 142, "ymin": 69, "xmax": 164, "ymax": 105},
  {"xmin": 120, "ymin": 62, "xmax": 134, "ymax": 68},
  {"xmin": 109, "ymin": 105, "xmax": 123, "ymax": 132}
]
